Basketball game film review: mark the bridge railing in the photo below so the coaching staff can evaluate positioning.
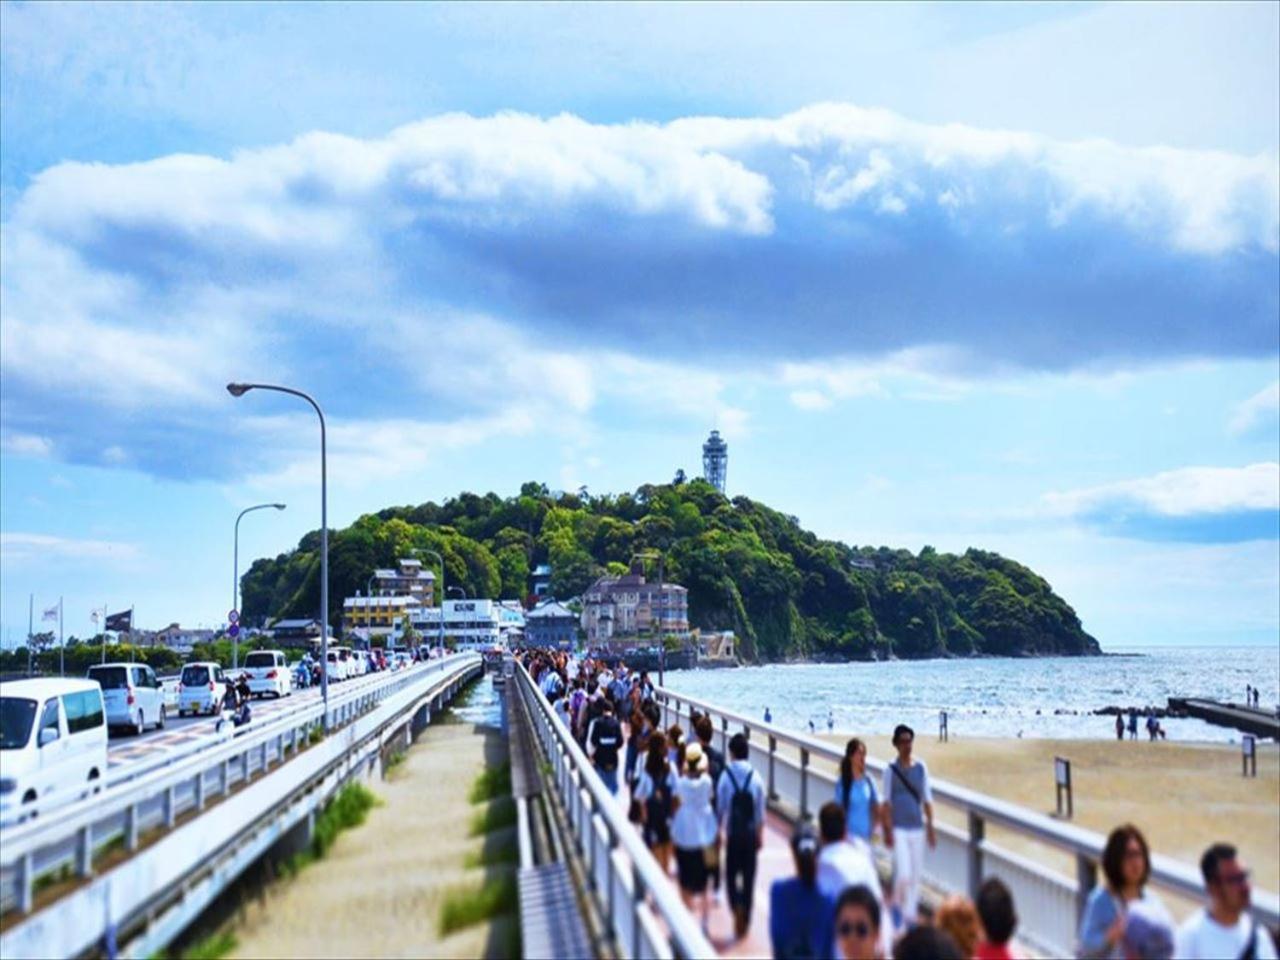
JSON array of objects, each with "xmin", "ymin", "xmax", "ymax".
[
  {"xmin": 657, "ymin": 687, "xmax": 1280, "ymax": 958},
  {"xmin": 514, "ymin": 663, "xmax": 716, "ymax": 960},
  {"xmin": 0, "ymin": 653, "xmax": 480, "ymax": 918}
]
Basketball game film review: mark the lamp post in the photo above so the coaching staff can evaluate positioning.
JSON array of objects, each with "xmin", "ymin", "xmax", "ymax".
[
  {"xmin": 631, "ymin": 550, "xmax": 666, "ymax": 686},
  {"xmin": 419, "ymin": 548, "xmax": 446, "ymax": 658},
  {"xmin": 234, "ymin": 502, "xmax": 286, "ymax": 669},
  {"xmin": 365, "ymin": 573, "xmax": 377, "ymax": 647},
  {"xmin": 227, "ymin": 382, "xmax": 330, "ymax": 731}
]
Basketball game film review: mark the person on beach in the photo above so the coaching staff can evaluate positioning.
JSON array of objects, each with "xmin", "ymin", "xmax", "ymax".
[
  {"xmin": 1127, "ymin": 708, "xmax": 1139, "ymax": 740},
  {"xmin": 973, "ymin": 877, "xmax": 1021, "ymax": 960},
  {"xmin": 1078, "ymin": 824, "xmax": 1170, "ymax": 959},
  {"xmin": 770, "ymin": 821, "xmax": 835, "ymax": 960},
  {"xmin": 834, "ymin": 885, "xmax": 882, "ymax": 960},
  {"xmin": 883, "ymin": 724, "xmax": 936, "ymax": 928},
  {"xmin": 1247, "ymin": 684, "xmax": 1253, "ymax": 706},
  {"xmin": 1176, "ymin": 843, "xmax": 1277, "ymax": 959},
  {"xmin": 671, "ymin": 741, "xmax": 717, "ymax": 933},
  {"xmin": 1115, "ymin": 713, "xmax": 1124, "ymax": 741},
  {"xmin": 836, "ymin": 737, "xmax": 881, "ymax": 844},
  {"xmin": 817, "ymin": 802, "xmax": 893, "ymax": 958},
  {"xmin": 634, "ymin": 731, "xmax": 676, "ymax": 871},
  {"xmin": 718, "ymin": 732, "xmax": 765, "ymax": 939},
  {"xmin": 828, "ymin": 710, "xmax": 835, "ymax": 733}
]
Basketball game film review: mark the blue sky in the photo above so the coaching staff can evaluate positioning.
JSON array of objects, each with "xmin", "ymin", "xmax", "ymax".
[{"xmin": 1, "ymin": 1, "xmax": 1277, "ymax": 649}]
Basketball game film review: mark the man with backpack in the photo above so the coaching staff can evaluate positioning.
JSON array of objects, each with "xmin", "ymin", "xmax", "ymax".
[
  {"xmin": 717, "ymin": 732, "xmax": 765, "ymax": 939},
  {"xmin": 588, "ymin": 698, "xmax": 623, "ymax": 795}
]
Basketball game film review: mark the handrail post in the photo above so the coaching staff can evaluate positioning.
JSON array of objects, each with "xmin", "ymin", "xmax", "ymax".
[
  {"xmin": 967, "ymin": 811, "xmax": 984, "ymax": 898},
  {"xmin": 800, "ymin": 747, "xmax": 810, "ymax": 819},
  {"xmin": 768, "ymin": 734, "xmax": 778, "ymax": 801},
  {"xmin": 1076, "ymin": 853, "xmax": 1097, "ymax": 924}
]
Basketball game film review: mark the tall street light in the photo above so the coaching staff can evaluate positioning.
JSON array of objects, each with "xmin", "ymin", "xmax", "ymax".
[
  {"xmin": 234, "ymin": 502, "xmax": 286, "ymax": 669},
  {"xmin": 419, "ymin": 548, "xmax": 446, "ymax": 658},
  {"xmin": 631, "ymin": 550, "xmax": 666, "ymax": 687},
  {"xmin": 227, "ymin": 382, "xmax": 330, "ymax": 731}
]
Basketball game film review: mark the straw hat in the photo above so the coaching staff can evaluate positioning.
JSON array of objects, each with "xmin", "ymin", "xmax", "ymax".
[{"xmin": 684, "ymin": 741, "xmax": 705, "ymax": 772}]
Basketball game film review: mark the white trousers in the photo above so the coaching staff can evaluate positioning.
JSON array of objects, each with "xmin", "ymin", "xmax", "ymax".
[{"xmin": 893, "ymin": 827, "xmax": 926, "ymax": 925}]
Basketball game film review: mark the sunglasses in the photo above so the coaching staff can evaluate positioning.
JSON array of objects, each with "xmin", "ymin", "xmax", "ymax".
[
  {"xmin": 837, "ymin": 920, "xmax": 873, "ymax": 938},
  {"xmin": 1217, "ymin": 870, "xmax": 1251, "ymax": 887}
]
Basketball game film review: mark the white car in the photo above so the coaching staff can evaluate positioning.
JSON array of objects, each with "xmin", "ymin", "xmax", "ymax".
[
  {"xmin": 325, "ymin": 650, "xmax": 345, "ymax": 683},
  {"xmin": 334, "ymin": 646, "xmax": 358, "ymax": 679},
  {"xmin": 242, "ymin": 650, "xmax": 292, "ymax": 698},
  {"xmin": 0, "ymin": 678, "xmax": 108, "ymax": 824},
  {"xmin": 87, "ymin": 662, "xmax": 167, "ymax": 735},
  {"xmin": 177, "ymin": 661, "xmax": 232, "ymax": 716}
]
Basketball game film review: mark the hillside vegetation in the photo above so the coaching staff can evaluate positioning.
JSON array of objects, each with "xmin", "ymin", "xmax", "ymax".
[{"xmin": 240, "ymin": 480, "xmax": 1100, "ymax": 661}]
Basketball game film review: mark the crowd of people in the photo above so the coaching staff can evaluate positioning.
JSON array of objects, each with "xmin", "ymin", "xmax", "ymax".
[{"xmin": 517, "ymin": 649, "xmax": 1276, "ymax": 960}]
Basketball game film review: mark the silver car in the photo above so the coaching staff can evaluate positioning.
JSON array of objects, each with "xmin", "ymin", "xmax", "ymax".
[{"xmin": 86, "ymin": 663, "xmax": 166, "ymax": 735}]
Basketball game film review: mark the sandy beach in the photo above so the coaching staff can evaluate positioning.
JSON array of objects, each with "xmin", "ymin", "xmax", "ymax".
[{"xmin": 820, "ymin": 732, "xmax": 1280, "ymax": 899}]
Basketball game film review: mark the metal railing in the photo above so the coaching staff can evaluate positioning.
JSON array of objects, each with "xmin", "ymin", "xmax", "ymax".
[
  {"xmin": 657, "ymin": 686, "xmax": 1280, "ymax": 958},
  {"xmin": 514, "ymin": 662, "xmax": 716, "ymax": 960},
  {"xmin": 0, "ymin": 653, "xmax": 480, "ymax": 919}
]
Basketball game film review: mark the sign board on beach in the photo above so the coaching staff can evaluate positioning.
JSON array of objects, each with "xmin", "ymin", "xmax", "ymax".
[
  {"xmin": 1054, "ymin": 756, "xmax": 1073, "ymax": 818},
  {"xmin": 1242, "ymin": 734, "xmax": 1257, "ymax": 777}
]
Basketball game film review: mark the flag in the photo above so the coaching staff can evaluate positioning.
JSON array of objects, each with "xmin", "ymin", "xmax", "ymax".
[
  {"xmin": 105, "ymin": 609, "xmax": 132, "ymax": 632},
  {"xmin": 43, "ymin": 605, "xmax": 59, "ymax": 622},
  {"xmin": 91, "ymin": 610, "xmax": 100, "ymax": 624}
]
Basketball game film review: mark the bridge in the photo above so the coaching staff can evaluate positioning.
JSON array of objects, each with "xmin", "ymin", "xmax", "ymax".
[
  {"xmin": 1168, "ymin": 697, "xmax": 1280, "ymax": 740},
  {"xmin": 3, "ymin": 656, "xmax": 1277, "ymax": 959}
]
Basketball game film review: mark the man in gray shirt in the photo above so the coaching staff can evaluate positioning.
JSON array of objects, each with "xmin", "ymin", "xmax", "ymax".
[{"xmin": 882, "ymin": 723, "xmax": 936, "ymax": 927}]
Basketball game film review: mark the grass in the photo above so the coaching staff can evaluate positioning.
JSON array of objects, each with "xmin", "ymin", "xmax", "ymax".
[
  {"xmin": 468, "ymin": 762, "xmax": 511, "ymax": 804},
  {"xmin": 311, "ymin": 782, "xmax": 378, "ymax": 859},
  {"xmin": 468, "ymin": 797, "xmax": 517, "ymax": 837},
  {"xmin": 462, "ymin": 840, "xmax": 520, "ymax": 869},
  {"xmin": 32, "ymin": 863, "xmax": 73, "ymax": 895},
  {"xmin": 438, "ymin": 873, "xmax": 518, "ymax": 935},
  {"xmin": 181, "ymin": 930, "xmax": 238, "ymax": 960},
  {"xmin": 384, "ymin": 749, "xmax": 406, "ymax": 773}
]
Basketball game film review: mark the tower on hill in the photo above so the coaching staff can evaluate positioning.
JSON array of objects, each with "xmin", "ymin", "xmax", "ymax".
[{"xmin": 702, "ymin": 429, "xmax": 728, "ymax": 493}]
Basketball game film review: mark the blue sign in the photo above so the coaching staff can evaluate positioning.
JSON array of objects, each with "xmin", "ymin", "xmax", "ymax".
[{"xmin": 228, "ymin": 623, "xmax": 240, "ymax": 638}]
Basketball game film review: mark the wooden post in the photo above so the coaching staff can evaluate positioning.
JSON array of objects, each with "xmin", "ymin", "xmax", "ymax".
[
  {"xmin": 1242, "ymin": 735, "xmax": 1257, "ymax": 778},
  {"xmin": 1055, "ymin": 756, "xmax": 1073, "ymax": 818}
]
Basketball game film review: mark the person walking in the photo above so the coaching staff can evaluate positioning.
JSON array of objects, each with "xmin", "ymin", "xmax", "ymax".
[
  {"xmin": 1177, "ymin": 843, "xmax": 1277, "ymax": 959},
  {"xmin": 770, "ymin": 822, "xmax": 835, "ymax": 960},
  {"xmin": 816, "ymin": 802, "xmax": 893, "ymax": 959},
  {"xmin": 883, "ymin": 723, "xmax": 935, "ymax": 928},
  {"xmin": 717, "ymin": 733, "xmax": 765, "ymax": 939},
  {"xmin": 671, "ymin": 742, "xmax": 717, "ymax": 933},
  {"xmin": 694, "ymin": 714, "xmax": 726, "ymax": 904},
  {"xmin": 836, "ymin": 737, "xmax": 880, "ymax": 844},
  {"xmin": 834, "ymin": 885, "xmax": 882, "ymax": 960},
  {"xmin": 974, "ymin": 877, "xmax": 1022, "ymax": 960},
  {"xmin": 1114, "ymin": 713, "xmax": 1124, "ymax": 741},
  {"xmin": 588, "ymin": 699, "xmax": 623, "ymax": 795},
  {"xmin": 1078, "ymin": 824, "xmax": 1171, "ymax": 959},
  {"xmin": 1127, "ymin": 708, "xmax": 1139, "ymax": 740},
  {"xmin": 634, "ymin": 731, "xmax": 676, "ymax": 871}
]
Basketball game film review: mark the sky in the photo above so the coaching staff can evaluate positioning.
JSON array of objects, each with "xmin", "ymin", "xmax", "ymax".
[{"xmin": 1, "ymin": 1, "xmax": 1277, "ymax": 650}]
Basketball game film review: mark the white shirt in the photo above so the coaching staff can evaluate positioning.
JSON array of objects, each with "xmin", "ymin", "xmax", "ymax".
[
  {"xmin": 817, "ymin": 838, "xmax": 892, "ymax": 959},
  {"xmin": 1177, "ymin": 909, "xmax": 1277, "ymax": 960},
  {"xmin": 671, "ymin": 773, "xmax": 717, "ymax": 848}
]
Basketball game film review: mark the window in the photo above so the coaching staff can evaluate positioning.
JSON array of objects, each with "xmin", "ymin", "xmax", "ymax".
[
  {"xmin": 63, "ymin": 690, "xmax": 105, "ymax": 733},
  {"xmin": 181, "ymin": 665, "xmax": 210, "ymax": 685},
  {"xmin": 39, "ymin": 699, "xmax": 60, "ymax": 744},
  {"xmin": 88, "ymin": 665, "xmax": 129, "ymax": 689}
]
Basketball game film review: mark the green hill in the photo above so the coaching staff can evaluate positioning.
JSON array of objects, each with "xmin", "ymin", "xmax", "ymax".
[{"xmin": 240, "ymin": 479, "xmax": 1101, "ymax": 661}]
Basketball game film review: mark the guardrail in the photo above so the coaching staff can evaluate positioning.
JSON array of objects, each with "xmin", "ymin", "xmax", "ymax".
[
  {"xmin": 0, "ymin": 654, "xmax": 480, "ymax": 920},
  {"xmin": 656, "ymin": 686, "xmax": 1280, "ymax": 958},
  {"xmin": 514, "ymin": 662, "xmax": 716, "ymax": 960}
]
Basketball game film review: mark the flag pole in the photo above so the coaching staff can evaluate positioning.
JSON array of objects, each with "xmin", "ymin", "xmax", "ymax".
[
  {"xmin": 59, "ymin": 597, "xmax": 65, "ymax": 677},
  {"xmin": 27, "ymin": 593, "xmax": 34, "ymax": 677},
  {"xmin": 102, "ymin": 603, "xmax": 108, "ymax": 664}
]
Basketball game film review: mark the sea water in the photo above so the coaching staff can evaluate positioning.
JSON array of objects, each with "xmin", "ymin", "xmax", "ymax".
[{"xmin": 660, "ymin": 647, "xmax": 1280, "ymax": 742}]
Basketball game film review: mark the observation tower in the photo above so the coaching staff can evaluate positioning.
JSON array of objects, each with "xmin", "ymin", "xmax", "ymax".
[{"xmin": 702, "ymin": 429, "xmax": 728, "ymax": 493}]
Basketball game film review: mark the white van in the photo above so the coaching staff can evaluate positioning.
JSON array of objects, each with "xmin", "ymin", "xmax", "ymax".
[
  {"xmin": 0, "ymin": 678, "xmax": 108, "ymax": 824},
  {"xmin": 242, "ymin": 650, "xmax": 292, "ymax": 698},
  {"xmin": 87, "ymin": 662, "xmax": 167, "ymax": 735},
  {"xmin": 177, "ymin": 662, "xmax": 232, "ymax": 716}
]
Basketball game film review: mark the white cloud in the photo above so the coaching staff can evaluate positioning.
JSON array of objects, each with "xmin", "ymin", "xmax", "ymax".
[
  {"xmin": 0, "ymin": 532, "xmax": 142, "ymax": 563},
  {"xmin": 1, "ymin": 431, "xmax": 54, "ymax": 458},
  {"xmin": 1228, "ymin": 381, "xmax": 1280, "ymax": 436},
  {"xmin": 1045, "ymin": 463, "xmax": 1280, "ymax": 518},
  {"xmin": 789, "ymin": 389, "xmax": 832, "ymax": 411}
]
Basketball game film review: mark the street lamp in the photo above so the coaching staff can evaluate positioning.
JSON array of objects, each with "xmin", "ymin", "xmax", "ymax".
[
  {"xmin": 631, "ymin": 550, "xmax": 666, "ymax": 686},
  {"xmin": 447, "ymin": 585, "xmax": 468, "ymax": 599},
  {"xmin": 227, "ymin": 382, "xmax": 330, "ymax": 731},
  {"xmin": 366, "ymin": 573, "xmax": 377, "ymax": 648},
  {"xmin": 234, "ymin": 502, "xmax": 286, "ymax": 669},
  {"xmin": 418, "ymin": 548, "xmax": 446, "ymax": 658}
]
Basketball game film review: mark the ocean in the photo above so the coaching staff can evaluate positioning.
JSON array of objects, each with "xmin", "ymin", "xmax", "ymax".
[{"xmin": 660, "ymin": 647, "xmax": 1280, "ymax": 742}]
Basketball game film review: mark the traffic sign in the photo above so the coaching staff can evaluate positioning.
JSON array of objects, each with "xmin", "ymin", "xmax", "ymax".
[
  {"xmin": 228, "ymin": 609, "xmax": 239, "ymax": 624},
  {"xmin": 228, "ymin": 623, "xmax": 240, "ymax": 638}
]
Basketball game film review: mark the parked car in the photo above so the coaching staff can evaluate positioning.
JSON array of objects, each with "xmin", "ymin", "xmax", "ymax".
[
  {"xmin": 177, "ymin": 662, "xmax": 232, "ymax": 717},
  {"xmin": 0, "ymin": 678, "xmax": 108, "ymax": 824},
  {"xmin": 86, "ymin": 662, "xmax": 166, "ymax": 735},
  {"xmin": 242, "ymin": 649, "xmax": 292, "ymax": 699}
]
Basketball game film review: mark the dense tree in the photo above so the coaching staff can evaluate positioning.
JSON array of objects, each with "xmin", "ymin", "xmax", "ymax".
[{"xmin": 238, "ymin": 480, "xmax": 1101, "ymax": 659}]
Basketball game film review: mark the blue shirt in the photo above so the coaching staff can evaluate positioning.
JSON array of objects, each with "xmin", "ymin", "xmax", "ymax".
[
  {"xmin": 769, "ymin": 878, "xmax": 834, "ymax": 960},
  {"xmin": 834, "ymin": 773, "xmax": 878, "ymax": 842}
]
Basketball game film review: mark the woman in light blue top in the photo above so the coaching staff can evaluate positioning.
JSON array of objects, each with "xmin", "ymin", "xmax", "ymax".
[
  {"xmin": 1078, "ymin": 823, "xmax": 1169, "ymax": 959},
  {"xmin": 834, "ymin": 737, "xmax": 880, "ymax": 843}
]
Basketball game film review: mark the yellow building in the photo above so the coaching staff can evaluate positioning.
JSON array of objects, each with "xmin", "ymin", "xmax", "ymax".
[{"xmin": 342, "ymin": 595, "xmax": 422, "ymax": 639}]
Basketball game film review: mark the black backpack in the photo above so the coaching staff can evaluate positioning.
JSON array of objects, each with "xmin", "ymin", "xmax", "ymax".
[
  {"xmin": 725, "ymin": 767, "xmax": 755, "ymax": 843},
  {"xmin": 592, "ymin": 715, "xmax": 621, "ymax": 770},
  {"xmin": 647, "ymin": 771, "xmax": 673, "ymax": 822}
]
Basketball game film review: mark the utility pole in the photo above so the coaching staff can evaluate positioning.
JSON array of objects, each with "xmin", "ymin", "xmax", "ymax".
[{"xmin": 27, "ymin": 593, "xmax": 33, "ymax": 677}]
